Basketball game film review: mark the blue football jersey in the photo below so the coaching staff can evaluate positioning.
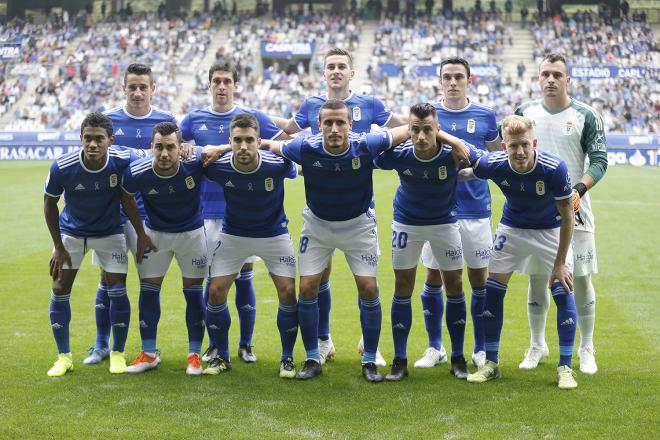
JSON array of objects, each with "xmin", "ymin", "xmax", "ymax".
[
  {"xmin": 281, "ymin": 131, "xmax": 392, "ymax": 221},
  {"xmin": 204, "ymin": 151, "xmax": 297, "ymax": 238},
  {"xmin": 179, "ymin": 105, "xmax": 284, "ymax": 220},
  {"xmin": 294, "ymin": 92, "xmax": 393, "ymax": 134},
  {"xmin": 434, "ymin": 100, "xmax": 498, "ymax": 219},
  {"xmin": 45, "ymin": 147, "xmax": 144, "ymax": 237},
  {"xmin": 375, "ymin": 140, "xmax": 482, "ymax": 225},
  {"xmin": 473, "ymin": 151, "xmax": 572, "ymax": 229},
  {"xmin": 105, "ymin": 106, "xmax": 178, "ymax": 221},
  {"xmin": 121, "ymin": 148, "xmax": 205, "ymax": 233},
  {"xmin": 105, "ymin": 106, "xmax": 177, "ymax": 150}
]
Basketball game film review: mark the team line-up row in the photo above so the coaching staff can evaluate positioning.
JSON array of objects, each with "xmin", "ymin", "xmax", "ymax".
[{"xmin": 44, "ymin": 49, "xmax": 607, "ymax": 390}]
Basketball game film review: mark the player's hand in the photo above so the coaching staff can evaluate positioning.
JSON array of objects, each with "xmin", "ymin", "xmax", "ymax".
[
  {"xmin": 49, "ymin": 245, "xmax": 72, "ymax": 281},
  {"xmin": 135, "ymin": 233, "xmax": 158, "ymax": 264},
  {"xmin": 450, "ymin": 142, "xmax": 470, "ymax": 169},
  {"xmin": 550, "ymin": 263, "xmax": 574, "ymax": 292},
  {"xmin": 201, "ymin": 144, "xmax": 229, "ymax": 167},
  {"xmin": 180, "ymin": 142, "xmax": 193, "ymax": 161},
  {"xmin": 571, "ymin": 190, "xmax": 581, "ymax": 213},
  {"xmin": 457, "ymin": 168, "xmax": 476, "ymax": 181}
]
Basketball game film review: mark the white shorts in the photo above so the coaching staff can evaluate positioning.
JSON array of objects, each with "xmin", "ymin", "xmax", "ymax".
[
  {"xmin": 204, "ymin": 219, "xmax": 260, "ymax": 265},
  {"xmin": 137, "ymin": 226, "xmax": 208, "ymax": 279},
  {"xmin": 572, "ymin": 230, "xmax": 598, "ymax": 276},
  {"xmin": 490, "ymin": 223, "xmax": 574, "ymax": 276},
  {"xmin": 299, "ymin": 207, "xmax": 379, "ymax": 277},
  {"xmin": 61, "ymin": 233, "xmax": 128, "ymax": 274},
  {"xmin": 211, "ymin": 232, "xmax": 296, "ymax": 278},
  {"xmin": 421, "ymin": 218, "xmax": 492, "ymax": 270},
  {"xmin": 92, "ymin": 222, "xmax": 139, "ymax": 267},
  {"xmin": 392, "ymin": 221, "xmax": 463, "ymax": 271}
]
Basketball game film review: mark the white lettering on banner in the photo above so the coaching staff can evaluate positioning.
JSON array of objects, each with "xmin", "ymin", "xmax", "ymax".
[
  {"xmin": 264, "ymin": 42, "xmax": 312, "ymax": 55},
  {"xmin": 628, "ymin": 136, "xmax": 654, "ymax": 146},
  {"xmin": 616, "ymin": 68, "xmax": 644, "ymax": 79},
  {"xmin": 37, "ymin": 132, "xmax": 61, "ymax": 142},
  {"xmin": 571, "ymin": 67, "xmax": 611, "ymax": 78},
  {"xmin": 0, "ymin": 146, "xmax": 81, "ymax": 160},
  {"xmin": 0, "ymin": 46, "xmax": 20, "ymax": 58}
]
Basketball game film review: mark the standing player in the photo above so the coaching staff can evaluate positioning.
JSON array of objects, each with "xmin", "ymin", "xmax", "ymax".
[
  {"xmin": 44, "ymin": 112, "xmax": 153, "ymax": 376},
  {"xmin": 122, "ymin": 122, "xmax": 208, "ymax": 376},
  {"xmin": 202, "ymin": 114, "xmax": 299, "ymax": 378},
  {"xmin": 514, "ymin": 53, "xmax": 607, "ymax": 374},
  {"xmin": 466, "ymin": 115, "xmax": 578, "ymax": 389},
  {"xmin": 180, "ymin": 60, "xmax": 288, "ymax": 364},
  {"xmin": 273, "ymin": 47, "xmax": 407, "ymax": 365},
  {"xmin": 416, "ymin": 57, "xmax": 501, "ymax": 371},
  {"xmin": 373, "ymin": 103, "xmax": 482, "ymax": 381},
  {"xmin": 84, "ymin": 63, "xmax": 178, "ymax": 366},
  {"xmin": 262, "ymin": 100, "xmax": 469, "ymax": 382}
]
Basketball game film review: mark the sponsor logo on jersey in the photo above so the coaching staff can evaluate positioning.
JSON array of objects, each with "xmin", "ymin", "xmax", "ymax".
[
  {"xmin": 500, "ymin": 180, "xmax": 510, "ymax": 187},
  {"xmin": 564, "ymin": 120, "xmax": 573, "ymax": 135},
  {"xmin": 403, "ymin": 169, "xmax": 412, "ymax": 176},
  {"xmin": 109, "ymin": 174, "xmax": 118, "ymax": 187},
  {"xmin": 352, "ymin": 106, "xmax": 361, "ymax": 121},
  {"xmin": 467, "ymin": 119, "xmax": 476, "ymax": 133},
  {"xmin": 114, "ymin": 128, "xmax": 124, "ymax": 136},
  {"xmin": 199, "ymin": 124, "xmax": 208, "ymax": 131},
  {"xmin": 185, "ymin": 176, "xmax": 195, "ymax": 189},
  {"xmin": 536, "ymin": 180, "xmax": 545, "ymax": 195},
  {"xmin": 438, "ymin": 166, "xmax": 447, "ymax": 180},
  {"xmin": 225, "ymin": 180, "xmax": 234, "ymax": 187},
  {"xmin": 148, "ymin": 188, "xmax": 159, "ymax": 195},
  {"xmin": 313, "ymin": 161, "xmax": 323, "ymax": 167},
  {"xmin": 191, "ymin": 256, "xmax": 207, "ymax": 268},
  {"xmin": 392, "ymin": 323, "xmax": 407, "ymax": 330},
  {"xmin": 75, "ymin": 183, "xmax": 85, "ymax": 190},
  {"xmin": 352, "ymin": 157, "xmax": 361, "ymax": 169},
  {"xmin": 265, "ymin": 177, "xmax": 274, "ymax": 191}
]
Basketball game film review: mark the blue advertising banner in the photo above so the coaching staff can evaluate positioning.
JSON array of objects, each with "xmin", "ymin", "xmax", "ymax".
[
  {"xmin": 0, "ymin": 43, "xmax": 21, "ymax": 60},
  {"xmin": 605, "ymin": 134, "xmax": 660, "ymax": 166},
  {"xmin": 260, "ymin": 41, "xmax": 316, "ymax": 58},
  {"xmin": 569, "ymin": 66, "xmax": 657, "ymax": 79},
  {"xmin": 0, "ymin": 131, "xmax": 81, "ymax": 160},
  {"xmin": 379, "ymin": 63, "xmax": 501, "ymax": 78}
]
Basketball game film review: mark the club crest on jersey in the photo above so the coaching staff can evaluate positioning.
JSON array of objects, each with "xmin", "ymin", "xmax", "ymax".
[
  {"xmin": 109, "ymin": 174, "xmax": 118, "ymax": 187},
  {"xmin": 438, "ymin": 166, "xmax": 447, "ymax": 180},
  {"xmin": 564, "ymin": 121, "xmax": 573, "ymax": 135},
  {"xmin": 536, "ymin": 181, "xmax": 545, "ymax": 195},
  {"xmin": 467, "ymin": 119, "xmax": 476, "ymax": 133},
  {"xmin": 352, "ymin": 106, "xmax": 361, "ymax": 121},
  {"xmin": 352, "ymin": 157, "xmax": 361, "ymax": 169},
  {"xmin": 265, "ymin": 177, "xmax": 274, "ymax": 191},
  {"xmin": 185, "ymin": 176, "xmax": 195, "ymax": 189}
]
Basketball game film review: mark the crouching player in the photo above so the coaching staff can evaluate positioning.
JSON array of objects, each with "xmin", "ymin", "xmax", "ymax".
[
  {"xmin": 121, "ymin": 122, "xmax": 208, "ymax": 376},
  {"xmin": 373, "ymin": 103, "xmax": 480, "ymax": 381},
  {"xmin": 44, "ymin": 112, "xmax": 153, "ymax": 376},
  {"xmin": 466, "ymin": 115, "xmax": 578, "ymax": 389},
  {"xmin": 201, "ymin": 114, "xmax": 299, "ymax": 378}
]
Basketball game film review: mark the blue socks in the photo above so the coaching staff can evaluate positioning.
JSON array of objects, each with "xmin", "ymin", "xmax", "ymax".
[
  {"xmin": 420, "ymin": 283, "xmax": 444, "ymax": 350},
  {"xmin": 471, "ymin": 286, "xmax": 487, "ymax": 353},
  {"xmin": 49, "ymin": 292, "xmax": 71, "ymax": 354},
  {"xmin": 446, "ymin": 293, "xmax": 466, "ymax": 358},
  {"xmin": 277, "ymin": 303, "xmax": 298, "ymax": 360},
  {"xmin": 206, "ymin": 302, "xmax": 231, "ymax": 360},
  {"xmin": 552, "ymin": 282, "xmax": 577, "ymax": 368},
  {"xmin": 360, "ymin": 296, "xmax": 382, "ymax": 364},
  {"xmin": 235, "ymin": 269, "xmax": 256, "ymax": 347},
  {"xmin": 317, "ymin": 281, "xmax": 331, "ymax": 340},
  {"xmin": 391, "ymin": 295, "xmax": 412, "ymax": 360},
  {"xmin": 107, "ymin": 284, "xmax": 130, "ymax": 353},
  {"xmin": 94, "ymin": 281, "xmax": 110, "ymax": 351},
  {"xmin": 484, "ymin": 278, "xmax": 508, "ymax": 363},
  {"xmin": 138, "ymin": 281, "xmax": 161, "ymax": 353},
  {"xmin": 298, "ymin": 297, "xmax": 319, "ymax": 361},
  {"xmin": 183, "ymin": 285, "xmax": 205, "ymax": 355}
]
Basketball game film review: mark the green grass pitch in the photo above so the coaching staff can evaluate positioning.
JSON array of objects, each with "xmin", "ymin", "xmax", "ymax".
[{"xmin": 0, "ymin": 161, "xmax": 658, "ymax": 438}]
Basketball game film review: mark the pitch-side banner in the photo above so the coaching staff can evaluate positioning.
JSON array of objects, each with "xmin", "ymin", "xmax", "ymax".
[
  {"xmin": 260, "ymin": 41, "xmax": 316, "ymax": 58},
  {"xmin": 378, "ymin": 63, "xmax": 501, "ymax": 77},
  {"xmin": 569, "ymin": 66, "xmax": 658, "ymax": 79},
  {"xmin": 0, "ymin": 43, "xmax": 21, "ymax": 60},
  {"xmin": 606, "ymin": 134, "xmax": 660, "ymax": 167}
]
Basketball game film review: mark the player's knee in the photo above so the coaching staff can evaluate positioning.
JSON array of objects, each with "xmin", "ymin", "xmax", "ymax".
[
  {"xmin": 425, "ymin": 268, "xmax": 443, "ymax": 285},
  {"xmin": 443, "ymin": 272, "xmax": 463, "ymax": 296},
  {"xmin": 208, "ymin": 281, "xmax": 230, "ymax": 304},
  {"xmin": 467, "ymin": 267, "xmax": 488, "ymax": 287},
  {"xmin": 104, "ymin": 272, "xmax": 126, "ymax": 286},
  {"xmin": 241, "ymin": 262, "xmax": 253, "ymax": 271},
  {"xmin": 357, "ymin": 280, "xmax": 379, "ymax": 299},
  {"xmin": 299, "ymin": 278, "xmax": 320, "ymax": 299},
  {"xmin": 278, "ymin": 284, "xmax": 297, "ymax": 305},
  {"xmin": 394, "ymin": 271, "xmax": 415, "ymax": 296}
]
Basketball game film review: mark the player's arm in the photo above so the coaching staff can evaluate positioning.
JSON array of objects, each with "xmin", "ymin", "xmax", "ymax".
[
  {"xmin": 485, "ymin": 136, "xmax": 502, "ymax": 152},
  {"xmin": 259, "ymin": 139, "xmax": 285, "ymax": 156},
  {"xmin": 436, "ymin": 129, "xmax": 471, "ymax": 167},
  {"xmin": 387, "ymin": 125, "xmax": 410, "ymax": 147},
  {"xmin": 201, "ymin": 144, "xmax": 232, "ymax": 166},
  {"xmin": 44, "ymin": 194, "xmax": 70, "ymax": 281},
  {"xmin": 385, "ymin": 113, "xmax": 408, "ymax": 127},
  {"xmin": 573, "ymin": 112, "xmax": 608, "ymax": 213},
  {"xmin": 551, "ymin": 197, "xmax": 575, "ymax": 292},
  {"xmin": 272, "ymin": 116, "xmax": 302, "ymax": 135},
  {"xmin": 120, "ymin": 189, "xmax": 157, "ymax": 263}
]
